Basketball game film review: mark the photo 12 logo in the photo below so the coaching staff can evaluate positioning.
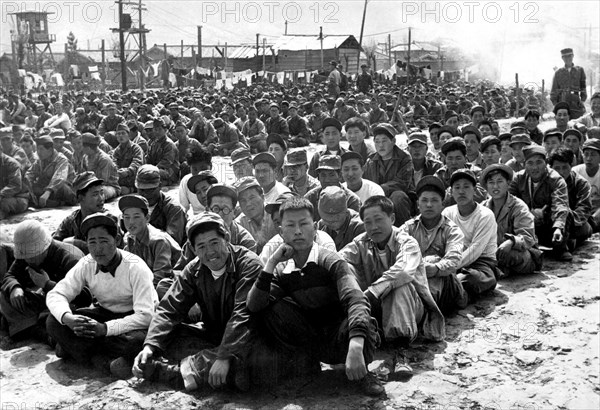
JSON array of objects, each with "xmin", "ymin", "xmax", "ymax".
[
  {"xmin": 400, "ymin": 1, "xmax": 540, "ymax": 24},
  {"xmin": 199, "ymin": 1, "xmax": 340, "ymax": 24},
  {"xmin": 1, "ymin": 1, "xmax": 109, "ymax": 24}
]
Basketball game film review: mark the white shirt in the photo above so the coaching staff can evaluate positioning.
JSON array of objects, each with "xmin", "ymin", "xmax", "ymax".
[
  {"xmin": 179, "ymin": 173, "xmax": 205, "ymax": 216},
  {"xmin": 343, "ymin": 179, "xmax": 385, "ymax": 204},
  {"xmin": 46, "ymin": 251, "xmax": 158, "ymax": 337},
  {"xmin": 573, "ymin": 164, "xmax": 600, "ymax": 208},
  {"xmin": 263, "ymin": 181, "xmax": 291, "ymax": 204}
]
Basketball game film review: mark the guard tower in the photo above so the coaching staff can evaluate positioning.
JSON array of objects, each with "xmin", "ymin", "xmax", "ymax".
[{"xmin": 10, "ymin": 11, "xmax": 56, "ymax": 72}]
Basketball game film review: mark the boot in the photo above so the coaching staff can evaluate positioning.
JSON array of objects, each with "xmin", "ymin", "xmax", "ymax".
[{"xmin": 142, "ymin": 359, "xmax": 185, "ymax": 390}]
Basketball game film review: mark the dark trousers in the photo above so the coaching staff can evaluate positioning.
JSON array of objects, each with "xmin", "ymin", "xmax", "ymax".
[
  {"xmin": 536, "ymin": 219, "xmax": 570, "ymax": 252},
  {"xmin": 458, "ymin": 257, "xmax": 497, "ymax": 298},
  {"xmin": 46, "ymin": 305, "xmax": 146, "ymax": 364}
]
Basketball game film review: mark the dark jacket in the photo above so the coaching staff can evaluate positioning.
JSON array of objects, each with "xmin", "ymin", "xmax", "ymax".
[
  {"xmin": 363, "ymin": 145, "xmax": 415, "ymax": 196},
  {"xmin": 149, "ymin": 191, "xmax": 187, "ymax": 246},
  {"xmin": 317, "ymin": 209, "xmax": 365, "ymax": 251},
  {"xmin": 144, "ymin": 244, "xmax": 262, "ymax": 359},
  {"xmin": 564, "ymin": 170, "xmax": 592, "ymax": 227}
]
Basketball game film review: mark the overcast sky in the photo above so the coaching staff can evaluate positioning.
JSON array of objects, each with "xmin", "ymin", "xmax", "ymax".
[{"xmin": 2, "ymin": 1, "xmax": 599, "ymax": 84}]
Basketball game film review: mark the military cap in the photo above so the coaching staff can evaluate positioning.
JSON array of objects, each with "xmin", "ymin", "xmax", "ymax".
[
  {"xmin": 207, "ymin": 184, "xmax": 238, "ymax": 207},
  {"xmin": 316, "ymin": 154, "xmax": 342, "ymax": 171},
  {"xmin": 187, "ymin": 171, "xmax": 218, "ymax": 193},
  {"xmin": 269, "ymin": 103, "xmax": 280, "ymax": 110},
  {"xmin": 284, "ymin": 149, "xmax": 308, "ymax": 167},
  {"xmin": 509, "ymin": 134, "xmax": 533, "ymax": 147},
  {"xmin": 35, "ymin": 103, "xmax": 45, "ymax": 110},
  {"xmin": 498, "ymin": 132, "xmax": 513, "ymax": 142},
  {"xmin": 510, "ymin": 125, "xmax": 528, "ymax": 135},
  {"xmin": 543, "ymin": 128, "xmax": 563, "ymax": 142},
  {"xmin": 480, "ymin": 164, "xmax": 513, "ymax": 184},
  {"xmin": 168, "ymin": 102, "xmax": 179, "ymax": 109},
  {"xmin": 524, "ymin": 109, "xmax": 540, "ymax": 120},
  {"xmin": 318, "ymin": 186, "xmax": 347, "ymax": 214},
  {"xmin": 523, "ymin": 145, "xmax": 547, "ymax": 161},
  {"xmin": 480, "ymin": 136, "xmax": 501, "ymax": 153},
  {"xmin": 143, "ymin": 120, "xmax": 154, "ymax": 129},
  {"xmin": 118, "ymin": 194, "xmax": 149, "ymax": 213},
  {"xmin": 153, "ymin": 117, "xmax": 166, "ymax": 128},
  {"xmin": 407, "ymin": 132, "xmax": 428, "ymax": 146},
  {"xmin": 212, "ymin": 118, "xmax": 225, "ymax": 129},
  {"xmin": 50, "ymin": 128, "xmax": 66, "ymax": 140},
  {"xmin": 428, "ymin": 122, "xmax": 442, "ymax": 131},
  {"xmin": 35, "ymin": 135, "xmax": 53, "ymax": 145},
  {"xmin": 330, "ymin": 60, "xmax": 338, "ymax": 66},
  {"xmin": 266, "ymin": 133, "xmax": 287, "ymax": 151},
  {"xmin": 360, "ymin": 63, "xmax": 368, "ymax": 68},
  {"xmin": 233, "ymin": 176, "xmax": 263, "ymax": 195},
  {"xmin": 106, "ymin": 103, "xmax": 116, "ymax": 110},
  {"xmin": 582, "ymin": 138, "xmax": 600, "ymax": 153},
  {"xmin": 416, "ymin": 175, "xmax": 446, "ymax": 198},
  {"xmin": 138, "ymin": 103, "xmax": 148, "ymax": 110},
  {"xmin": 0, "ymin": 127, "xmax": 12, "ymax": 139},
  {"xmin": 186, "ymin": 211, "xmax": 228, "ymax": 243},
  {"xmin": 115, "ymin": 123, "xmax": 130, "ymax": 132},
  {"xmin": 73, "ymin": 171, "xmax": 104, "ymax": 194},
  {"xmin": 438, "ymin": 126, "xmax": 456, "ymax": 138},
  {"xmin": 231, "ymin": 147, "xmax": 252, "ymax": 165},
  {"xmin": 82, "ymin": 132, "xmax": 100, "ymax": 145},
  {"xmin": 135, "ymin": 164, "xmax": 161, "ymax": 189},
  {"xmin": 340, "ymin": 151, "xmax": 364, "ymax": 165},
  {"xmin": 553, "ymin": 102, "xmax": 571, "ymax": 115},
  {"xmin": 449, "ymin": 168, "xmax": 477, "ymax": 187},
  {"xmin": 560, "ymin": 48, "xmax": 573, "ymax": 56},
  {"xmin": 444, "ymin": 110, "xmax": 459, "ymax": 121},
  {"xmin": 265, "ymin": 192, "xmax": 296, "ymax": 215},
  {"xmin": 470, "ymin": 105, "xmax": 486, "ymax": 116},
  {"xmin": 441, "ymin": 137, "xmax": 467, "ymax": 155},
  {"xmin": 252, "ymin": 152, "xmax": 277, "ymax": 168},
  {"xmin": 80, "ymin": 212, "xmax": 118, "ymax": 236},
  {"xmin": 288, "ymin": 102, "xmax": 298, "ymax": 110},
  {"xmin": 372, "ymin": 123, "xmax": 397, "ymax": 140},
  {"xmin": 461, "ymin": 125, "xmax": 482, "ymax": 142},
  {"xmin": 322, "ymin": 117, "xmax": 343, "ymax": 132},
  {"xmin": 563, "ymin": 129, "xmax": 583, "ymax": 142}
]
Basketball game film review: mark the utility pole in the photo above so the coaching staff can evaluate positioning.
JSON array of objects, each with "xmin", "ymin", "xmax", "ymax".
[
  {"xmin": 406, "ymin": 27, "xmax": 411, "ymax": 86},
  {"xmin": 197, "ymin": 26, "xmax": 202, "ymax": 66},
  {"xmin": 319, "ymin": 26, "xmax": 324, "ymax": 68},
  {"xmin": 138, "ymin": 0, "xmax": 146, "ymax": 91},
  {"xmin": 262, "ymin": 38, "xmax": 266, "ymax": 75},
  {"xmin": 256, "ymin": 33, "xmax": 260, "ymax": 72},
  {"xmin": 118, "ymin": 0, "xmax": 127, "ymax": 91},
  {"xmin": 101, "ymin": 39, "xmax": 106, "ymax": 92},
  {"xmin": 356, "ymin": 0, "xmax": 368, "ymax": 73}
]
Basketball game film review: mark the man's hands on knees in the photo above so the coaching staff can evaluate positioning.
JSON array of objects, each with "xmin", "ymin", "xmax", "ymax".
[
  {"xmin": 345, "ymin": 336, "xmax": 367, "ymax": 381},
  {"xmin": 208, "ymin": 358, "xmax": 230, "ymax": 389},
  {"xmin": 132, "ymin": 345, "xmax": 157, "ymax": 378}
]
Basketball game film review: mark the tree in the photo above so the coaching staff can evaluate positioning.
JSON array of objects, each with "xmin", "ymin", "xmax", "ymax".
[
  {"xmin": 362, "ymin": 40, "xmax": 378, "ymax": 72},
  {"xmin": 67, "ymin": 32, "xmax": 78, "ymax": 53}
]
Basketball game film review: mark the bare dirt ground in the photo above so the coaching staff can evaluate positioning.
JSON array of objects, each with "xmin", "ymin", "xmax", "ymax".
[{"xmin": 1, "ymin": 125, "xmax": 599, "ymax": 409}]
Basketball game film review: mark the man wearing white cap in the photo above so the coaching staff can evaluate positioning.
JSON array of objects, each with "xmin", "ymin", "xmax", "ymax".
[{"xmin": 0, "ymin": 220, "xmax": 87, "ymax": 341}]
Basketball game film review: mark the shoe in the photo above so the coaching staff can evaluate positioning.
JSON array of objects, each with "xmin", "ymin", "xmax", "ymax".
[
  {"xmin": 358, "ymin": 372, "xmax": 385, "ymax": 396},
  {"xmin": 557, "ymin": 251, "xmax": 573, "ymax": 262},
  {"xmin": 393, "ymin": 349, "xmax": 414, "ymax": 380},
  {"xmin": 110, "ymin": 356, "xmax": 133, "ymax": 379},
  {"xmin": 142, "ymin": 359, "xmax": 185, "ymax": 389},
  {"xmin": 55, "ymin": 343, "xmax": 68, "ymax": 359}
]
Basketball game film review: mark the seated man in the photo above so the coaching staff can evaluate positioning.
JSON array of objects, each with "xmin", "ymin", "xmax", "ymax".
[
  {"xmin": 286, "ymin": 102, "xmax": 311, "ymax": 147},
  {"xmin": 111, "ymin": 123, "xmax": 144, "ymax": 195},
  {"xmin": 509, "ymin": 146, "xmax": 572, "ymax": 261},
  {"xmin": 120, "ymin": 195, "xmax": 181, "ymax": 293},
  {"xmin": 175, "ymin": 184, "xmax": 257, "ymax": 272},
  {"xmin": 253, "ymin": 152, "xmax": 290, "ymax": 203},
  {"xmin": 260, "ymin": 192, "xmax": 336, "ymax": 265},
  {"xmin": 81, "ymin": 132, "xmax": 120, "ymax": 200},
  {"xmin": 25, "ymin": 135, "xmax": 77, "ymax": 208},
  {"xmin": 135, "ymin": 165, "xmax": 187, "ymax": 246},
  {"xmin": 341, "ymin": 152, "xmax": 384, "ymax": 204},
  {"xmin": 542, "ymin": 128, "xmax": 563, "ymax": 156},
  {"xmin": 186, "ymin": 171, "xmax": 218, "ymax": 213},
  {"xmin": 340, "ymin": 196, "xmax": 445, "ymax": 377},
  {"xmin": 179, "ymin": 150, "xmax": 213, "ymax": 216},
  {"xmin": 248, "ymin": 196, "xmax": 384, "ymax": 396},
  {"xmin": 267, "ymin": 133, "xmax": 287, "ymax": 182},
  {"xmin": 282, "ymin": 148, "xmax": 320, "ymax": 196},
  {"xmin": 174, "ymin": 121, "xmax": 203, "ymax": 177},
  {"xmin": 407, "ymin": 132, "xmax": 442, "ymax": 187},
  {"xmin": 0, "ymin": 152, "xmax": 29, "ymax": 219},
  {"xmin": 242, "ymin": 107, "xmax": 267, "ymax": 153},
  {"xmin": 399, "ymin": 177, "xmax": 468, "ymax": 316},
  {"xmin": 308, "ymin": 118, "xmax": 347, "ymax": 178},
  {"xmin": 210, "ymin": 118, "xmax": 246, "ymax": 157},
  {"xmin": 52, "ymin": 172, "xmax": 108, "ymax": 254},
  {"xmin": 0, "ymin": 220, "xmax": 88, "ymax": 342},
  {"xmin": 230, "ymin": 147, "xmax": 254, "ymax": 181},
  {"xmin": 548, "ymin": 147, "xmax": 593, "ymax": 248},
  {"xmin": 234, "ymin": 177, "xmax": 277, "ymax": 254},
  {"xmin": 305, "ymin": 155, "xmax": 361, "ymax": 222},
  {"xmin": 132, "ymin": 213, "xmax": 263, "ymax": 392},
  {"xmin": 442, "ymin": 169, "xmax": 498, "ymax": 300},
  {"xmin": 345, "ymin": 117, "xmax": 376, "ymax": 162},
  {"xmin": 480, "ymin": 136, "xmax": 502, "ymax": 169},
  {"xmin": 46, "ymin": 213, "xmax": 158, "ymax": 378},
  {"xmin": 573, "ymin": 139, "xmax": 600, "ymax": 233},
  {"xmin": 363, "ymin": 123, "xmax": 415, "ymax": 227},
  {"xmin": 146, "ymin": 118, "xmax": 179, "ymax": 186},
  {"xmin": 481, "ymin": 164, "xmax": 542, "ymax": 276},
  {"xmin": 317, "ymin": 186, "xmax": 365, "ymax": 251},
  {"xmin": 506, "ymin": 133, "xmax": 533, "ymax": 173}
]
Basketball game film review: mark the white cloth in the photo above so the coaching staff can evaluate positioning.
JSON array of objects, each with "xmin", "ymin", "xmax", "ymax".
[
  {"xmin": 263, "ymin": 181, "xmax": 291, "ymax": 204},
  {"xmin": 442, "ymin": 204, "xmax": 497, "ymax": 268},
  {"xmin": 343, "ymin": 179, "xmax": 385, "ymax": 204},
  {"xmin": 573, "ymin": 164, "xmax": 600, "ymax": 208},
  {"xmin": 46, "ymin": 251, "xmax": 158, "ymax": 337},
  {"xmin": 179, "ymin": 173, "xmax": 205, "ymax": 216}
]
